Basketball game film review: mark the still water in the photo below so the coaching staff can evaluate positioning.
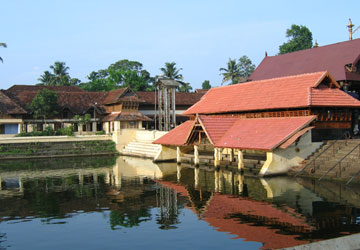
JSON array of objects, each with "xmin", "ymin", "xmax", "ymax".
[{"xmin": 1, "ymin": 156, "xmax": 360, "ymax": 250}]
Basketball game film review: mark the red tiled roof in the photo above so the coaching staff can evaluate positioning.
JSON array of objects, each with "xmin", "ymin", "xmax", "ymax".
[
  {"xmin": 310, "ymin": 87, "xmax": 360, "ymax": 107},
  {"xmin": 183, "ymin": 71, "xmax": 360, "ymax": 115},
  {"xmin": 136, "ymin": 91, "xmax": 204, "ymax": 106},
  {"xmin": 0, "ymin": 90, "xmax": 27, "ymax": 114},
  {"xmin": 203, "ymin": 116, "xmax": 316, "ymax": 151},
  {"xmin": 249, "ymin": 38, "xmax": 360, "ymax": 82},
  {"xmin": 102, "ymin": 111, "xmax": 152, "ymax": 122},
  {"xmin": 155, "ymin": 116, "xmax": 315, "ymax": 151},
  {"xmin": 153, "ymin": 120, "xmax": 195, "ymax": 146}
]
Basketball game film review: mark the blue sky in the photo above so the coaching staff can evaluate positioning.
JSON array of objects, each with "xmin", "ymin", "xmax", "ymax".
[{"xmin": 1, "ymin": 0, "xmax": 359, "ymax": 90}]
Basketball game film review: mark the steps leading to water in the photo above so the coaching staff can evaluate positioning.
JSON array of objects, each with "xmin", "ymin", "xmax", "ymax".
[
  {"xmin": 120, "ymin": 130, "xmax": 167, "ymax": 159},
  {"xmin": 293, "ymin": 139, "xmax": 360, "ymax": 181}
]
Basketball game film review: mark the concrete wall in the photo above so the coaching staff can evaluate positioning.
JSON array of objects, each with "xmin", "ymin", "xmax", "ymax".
[{"xmin": 259, "ymin": 131, "xmax": 323, "ymax": 176}]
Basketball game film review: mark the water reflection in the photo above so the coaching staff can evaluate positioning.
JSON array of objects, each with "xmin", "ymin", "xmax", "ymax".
[{"xmin": 1, "ymin": 157, "xmax": 360, "ymax": 249}]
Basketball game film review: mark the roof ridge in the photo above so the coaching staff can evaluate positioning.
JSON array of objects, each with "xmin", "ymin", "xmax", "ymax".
[
  {"xmin": 213, "ymin": 71, "xmax": 328, "ymax": 89},
  {"xmin": 266, "ymin": 38, "xmax": 360, "ymax": 58}
]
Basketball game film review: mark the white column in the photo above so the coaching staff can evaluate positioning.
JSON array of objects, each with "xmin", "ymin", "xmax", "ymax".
[
  {"xmin": 177, "ymin": 165, "xmax": 182, "ymax": 182},
  {"xmin": 194, "ymin": 167, "xmax": 200, "ymax": 189},
  {"xmin": 238, "ymin": 149, "xmax": 244, "ymax": 170},
  {"xmin": 176, "ymin": 146, "xmax": 182, "ymax": 163},
  {"xmin": 214, "ymin": 148, "xmax": 221, "ymax": 167},
  {"xmin": 238, "ymin": 174, "xmax": 244, "ymax": 194},
  {"xmin": 214, "ymin": 170, "xmax": 219, "ymax": 192},
  {"xmin": 92, "ymin": 122, "xmax": 97, "ymax": 132},
  {"xmin": 194, "ymin": 145, "xmax": 199, "ymax": 165}
]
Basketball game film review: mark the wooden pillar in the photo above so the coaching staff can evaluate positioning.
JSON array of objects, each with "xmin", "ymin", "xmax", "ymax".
[
  {"xmin": 194, "ymin": 145, "xmax": 200, "ymax": 165},
  {"xmin": 0, "ymin": 176, "xmax": 2, "ymax": 191},
  {"xmin": 176, "ymin": 146, "xmax": 182, "ymax": 163},
  {"xmin": 158, "ymin": 87, "xmax": 163, "ymax": 131},
  {"xmin": 172, "ymin": 87, "xmax": 176, "ymax": 127},
  {"xmin": 163, "ymin": 87, "xmax": 168, "ymax": 131},
  {"xmin": 238, "ymin": 149, "xmax": 244, "ymax": 170}
]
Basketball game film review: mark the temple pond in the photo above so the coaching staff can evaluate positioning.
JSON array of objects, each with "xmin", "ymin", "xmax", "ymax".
[{"xmin": 1, "ymin": 156, "xmax": 360, "ymax": 250}]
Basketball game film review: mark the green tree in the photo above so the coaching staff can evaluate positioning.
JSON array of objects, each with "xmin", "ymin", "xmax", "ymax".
[
  {"xmin": 80, "ymin": 59, "xmax": 154, "ymax": 92},
  {"xmin": 279, "ymin": 24, "xmax": 313, "ymax": 54},
  {"xmin": 201, "ymin": 80, "xmax": 211, "ymax": 89},
  {"xmin": 28, "ymin": 89, "xmax": 59, "ymax": 124},
  {"xmin": 38, "ymin": 61, "xmax": 80, "ymax": 86},
  {"xmin": 160, "ymin": 62, "xmax": 192, "ymax": 92},
  {"xmin": 0, "ymin": 43, "xmax": 7, "ymax": 63},
  {"xmin": 219, "ymin": 58, "xmax": 240, "ymax": 85},
  {"xmin": 238, "ymin": 55, "xmax": 256, "ymax": 79},
  {"xmin": 160, "ymin": 62, "xmax": 183, "ymax": 81},
  {"xmin": 73, "ymin": 114, "xmax": 91, "ymax": 134}
]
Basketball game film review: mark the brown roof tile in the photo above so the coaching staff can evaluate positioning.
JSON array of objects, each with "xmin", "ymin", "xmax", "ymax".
[
  {"xmin": 249, "ymin": 38, "xmax": 360, "ymax": 82},
  {"xmin": 0, "ymin": 90, "xmax": 27, "ymax": 114}
]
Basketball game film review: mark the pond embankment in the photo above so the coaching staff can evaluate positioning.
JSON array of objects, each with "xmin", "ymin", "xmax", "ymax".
[{"xmin": 0, "ymin": 135, "xmax": 118, "ymax": 159}]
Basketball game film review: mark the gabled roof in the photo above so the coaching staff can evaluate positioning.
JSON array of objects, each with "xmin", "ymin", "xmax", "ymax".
[
  {"xmin": 249, "ymin": 38, "xmax": 360, "ymax": 82},
  {"xmin": 0, "ymin": 90, "xmax": 27, "ymax": 115},
  {"xmin": 183, "ymin": 71, "xmax": 360, "ymax": 116},
  {"xmin": 136, "ymin": 91, "xmax": 204, "ymax": 106},
  {"xmin": 153, "ymin": 120, "xmax": 194, "ymax": 146},
  {"xmin": 154, "ymin": 115, "xmax": 316, "ymax": 151}
]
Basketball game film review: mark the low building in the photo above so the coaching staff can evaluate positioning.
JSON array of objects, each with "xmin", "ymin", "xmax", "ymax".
[
  {"xmin": 154, "ymin": 71, "xmax": 360, "ymax": 175},
  {"xmin": 0, "ymin": 85, "xmax": 150, "ymax": 135}
]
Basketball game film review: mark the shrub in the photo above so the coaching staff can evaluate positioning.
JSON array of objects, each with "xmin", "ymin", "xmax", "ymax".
[
  {"xmin": 95, "ymin": 130, "xmax": 106, "ymax": 135},
  {"xmin": 56, "ymin": 126, "xmax": 74, "ymax": 136}
]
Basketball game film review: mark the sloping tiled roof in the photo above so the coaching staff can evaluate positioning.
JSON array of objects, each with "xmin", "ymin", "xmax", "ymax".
[
  {"xmin": 6, "ymin": 85, "xmax": 85, "ymax": 95},
  {"xmin": 153, "ymin": 120, "xmax": 195, "ymax": 146},
  {"xmin": 0, "ymin": 90, "xmax": 27, "ymax": 114},
  {"xmin": 102, "ymin": 88, "xmax": 128, "ymax": 104},
  {"xmin": 213, "ymin": 116, "xmax": 316, "ymax": 151},
  {"xmin": 102, "ymin": 111, "xmax": 152, "ymax": 122},
  {"xmin": 154, "ymin": 115, "xmax": 315, "ymax": 151},
  {"xmin": 183, "ymin": 71, "xmax": 360, "ymax": 115},
  {"xmin": 249, "ymin": 38, "xmax": 360, "ymax": 82},
  {"xmin": 136, "ymin": 91, "xmax": 204, "ymax": 106},
  {"xmin": 4, "ymin": 85, "xmax": 144, "ymax": 115}
]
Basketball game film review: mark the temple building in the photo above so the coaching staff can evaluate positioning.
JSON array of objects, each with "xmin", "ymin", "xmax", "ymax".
[
  {"xmin": 249, "ymin": 38, "xmax": 360, "ymax": 92},
  {"xmin": 154, "ymin": 71, "xmax": 360, "ymax": 175}
]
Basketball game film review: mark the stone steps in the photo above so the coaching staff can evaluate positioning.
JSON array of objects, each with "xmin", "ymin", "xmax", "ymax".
[{"xmin": 121, "ymin": 140, "xmax": 161, "ymax": 158}]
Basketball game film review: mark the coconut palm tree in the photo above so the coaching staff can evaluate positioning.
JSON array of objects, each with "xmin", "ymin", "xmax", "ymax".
[
  {"xmin": 0, "ymin": 43, "xmax": 7, "ymax": 63},
  {"xmin": 219, "ymin": 58, "xmax": 240, "ymax": 85},
  {"xmin": 160, "ymin": 62, "xmax": 183, "ymax": 81},
  {"xmin": 160, "ymin": 62, "xmax": 193, "ymax": 92}
]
